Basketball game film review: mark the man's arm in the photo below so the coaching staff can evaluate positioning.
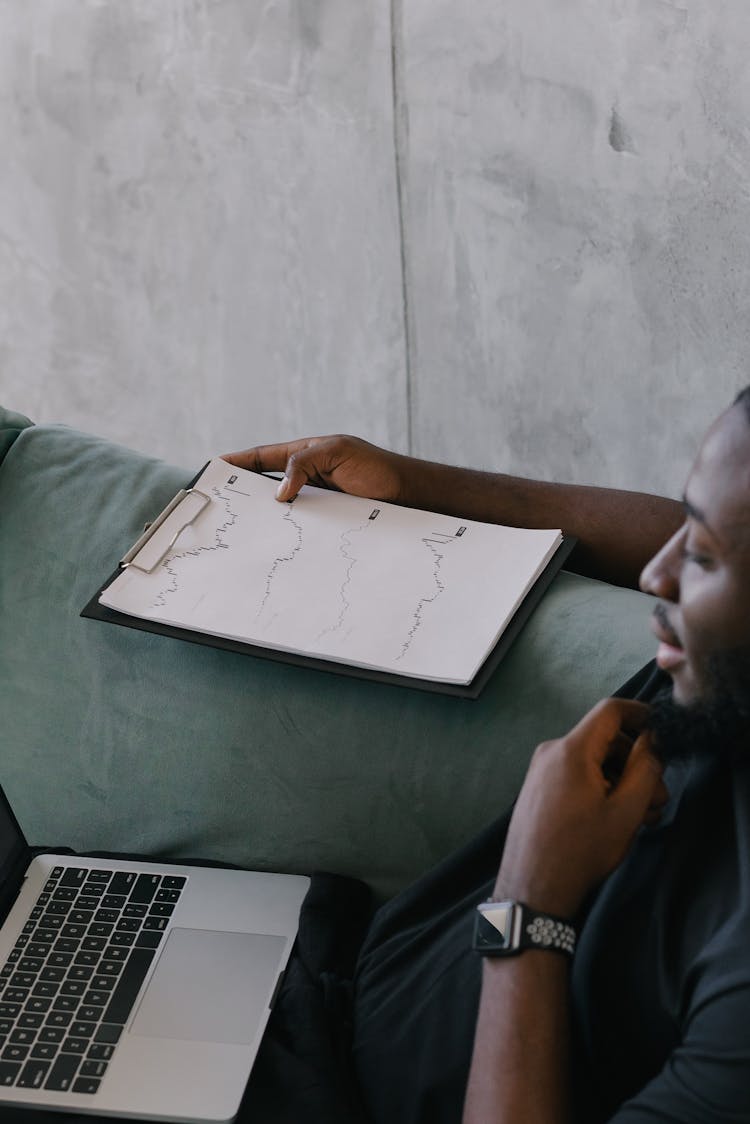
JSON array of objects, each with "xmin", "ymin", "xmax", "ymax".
[
  {"xmin": 223, "ymin": 435, "xmax": 682, "ymax": 589},
  {"xmin": 462, "ymin": 699, "xmax": 665, "ymax": 1124}
]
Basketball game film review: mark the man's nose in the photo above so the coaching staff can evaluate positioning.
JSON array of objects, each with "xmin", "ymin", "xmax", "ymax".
[{"xmin": 639, "ymin": 526, "xmax": 684, "ymax": 602}]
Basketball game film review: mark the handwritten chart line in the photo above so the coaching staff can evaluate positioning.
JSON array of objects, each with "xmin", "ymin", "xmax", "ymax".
[{"xmin": 152, "ymin": 488, "xmax": 238, "ymax": 608}]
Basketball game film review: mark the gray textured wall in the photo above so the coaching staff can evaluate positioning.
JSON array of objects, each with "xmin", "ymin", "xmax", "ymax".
[{"xmin": 2, "ymin": 1, "xmax": 749, "ymax": 496}]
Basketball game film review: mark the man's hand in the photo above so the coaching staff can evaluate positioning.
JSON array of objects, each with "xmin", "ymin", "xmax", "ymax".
[
  {"xmin": 222, "ymin": 435, "xmax": 409, "ymax": 504},
  {"xmin": 495, "ymin": 698, "xmax": 666, "ymax": 919}
]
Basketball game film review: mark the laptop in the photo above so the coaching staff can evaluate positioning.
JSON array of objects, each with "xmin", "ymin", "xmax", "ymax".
[{"xmin": 0, "ymin": 782, "xmax": 309, "ymax": 1121}]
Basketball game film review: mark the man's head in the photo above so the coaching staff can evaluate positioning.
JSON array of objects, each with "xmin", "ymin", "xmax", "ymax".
[{"xmin": 639, "ymin": 390, "xmax": 750, "ymax": 761}]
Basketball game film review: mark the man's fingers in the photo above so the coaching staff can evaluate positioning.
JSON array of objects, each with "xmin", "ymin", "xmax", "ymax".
[
  {"xmin": 568, "ymin": 697, "xmax": 652, "ymax": 758},
  {"xmin": 221, "ymin": 442, "xmax": 301, "ymax": 474},
  {"xmin": 611, "ymin": 731, "xmax": 664, "ymax": 814}
]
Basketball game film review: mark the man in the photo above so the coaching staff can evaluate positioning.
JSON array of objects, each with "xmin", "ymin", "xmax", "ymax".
[{"xmin": 226, "ymin": 389, "xmax": 750, "ymax": 1122}]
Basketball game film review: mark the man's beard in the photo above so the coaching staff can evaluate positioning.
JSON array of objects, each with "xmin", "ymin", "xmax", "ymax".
[{"xmin": 648, "ymin": 647, "xmax": 750, "ymax": 766}]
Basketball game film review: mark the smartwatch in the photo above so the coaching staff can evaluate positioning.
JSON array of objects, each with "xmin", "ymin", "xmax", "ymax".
[{"xmin": 472, "ymin": 899, "xmax": 576, "ymax": 958}]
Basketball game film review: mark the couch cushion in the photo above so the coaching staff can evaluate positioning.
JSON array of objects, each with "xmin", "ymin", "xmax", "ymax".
[
  {"xmin": 0, "ymin": 406, "xmax": 33, "ymax": 467},
  {"xmin": 0, "ymin": 419, "xmax": 658, "ymax": 898}
]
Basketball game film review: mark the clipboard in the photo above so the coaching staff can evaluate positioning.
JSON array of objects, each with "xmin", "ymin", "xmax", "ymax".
[{"xmin": 81, "ymin": 466, "xmax": 576, "ymax": 699}]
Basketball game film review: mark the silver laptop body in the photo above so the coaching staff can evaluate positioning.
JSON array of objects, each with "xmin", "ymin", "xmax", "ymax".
[{"xmin": 0, "ymin": 788, "xmax": 309, "ymax": 1122}]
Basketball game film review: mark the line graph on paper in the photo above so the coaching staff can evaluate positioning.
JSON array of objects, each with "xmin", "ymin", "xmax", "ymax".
[{"xmin": 99, "ymin": 458, "xmax": 563, "ymax": 684}]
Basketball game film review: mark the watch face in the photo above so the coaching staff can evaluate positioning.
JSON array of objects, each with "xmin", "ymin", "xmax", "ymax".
[{"xmin": 474, "ymin": 901, "xmax": 515, "ymax": 952}]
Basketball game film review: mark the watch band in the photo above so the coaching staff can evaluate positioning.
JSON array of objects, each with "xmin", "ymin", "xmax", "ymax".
[{"xmin": 472, "ymin": 899, "xmax": 577, "ymax": 958}]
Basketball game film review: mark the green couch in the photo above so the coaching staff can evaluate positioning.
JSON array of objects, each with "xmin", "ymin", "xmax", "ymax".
[{"xmin": 0, "ymin": 406, "xmax": 657, "ymax": 900}]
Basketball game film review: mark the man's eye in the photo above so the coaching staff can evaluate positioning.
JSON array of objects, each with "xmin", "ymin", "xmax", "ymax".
[{"xmin": 682, "ymin": 547, "xmax": 712, "ymax": 568}]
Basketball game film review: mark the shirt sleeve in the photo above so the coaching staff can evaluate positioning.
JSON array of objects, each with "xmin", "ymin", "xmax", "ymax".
[{"xmin": 608, "ymin": 973, "xmax": 750, "ymax": 1123}]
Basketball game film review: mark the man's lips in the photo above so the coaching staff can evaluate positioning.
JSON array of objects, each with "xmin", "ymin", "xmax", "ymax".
[{"xmin": 651, "ymin": 605, "xmax": 685, "ymax": 672}]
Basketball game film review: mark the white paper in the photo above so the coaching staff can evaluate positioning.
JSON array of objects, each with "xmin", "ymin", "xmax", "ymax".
[{"xmin": 100, "ymin": 459, "xmax": 563, "ymax": 685}]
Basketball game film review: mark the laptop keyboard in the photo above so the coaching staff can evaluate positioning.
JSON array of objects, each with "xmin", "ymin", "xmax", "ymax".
[{"xmin": 0, "ymin": 864, "xmax": 186, "ymax": 1095}]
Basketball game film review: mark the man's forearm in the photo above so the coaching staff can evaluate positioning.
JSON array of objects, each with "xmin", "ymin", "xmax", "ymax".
[
  {"xmin": 463, "ymin": 955, "xmax": 571, "ymax": 1124},
  {"xmin": 398, "ymin": 458, "xmax": 683, "ymax": 589}
]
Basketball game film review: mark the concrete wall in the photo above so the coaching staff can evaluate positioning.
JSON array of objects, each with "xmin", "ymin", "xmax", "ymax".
[{"xmin": 2, "ymin": 1, "xmax": 750, "ymax": 495}]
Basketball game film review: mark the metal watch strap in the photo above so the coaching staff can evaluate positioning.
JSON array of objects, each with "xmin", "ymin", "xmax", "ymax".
[{"xmin": 473, "ymin": 900, "xmax": 577, "ymax": 958}]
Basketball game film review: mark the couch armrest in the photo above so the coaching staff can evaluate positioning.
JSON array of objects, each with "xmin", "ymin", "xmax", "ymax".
[{"xmin": 0, "ymin": 418, "xmax": 657, "ymax": 898}]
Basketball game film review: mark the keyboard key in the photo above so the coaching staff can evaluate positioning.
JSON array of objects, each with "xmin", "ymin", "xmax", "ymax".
[
  {"xmin": 61, "ymin": 1037, "xmax": 88, "ymax": 1054},
  {"xmin": 18, "ymin": 1013, "xmax": 44, "ymax": 1029},
  {"xmin": 24, "ymin": 998, "xmax": 51, "ymax": 1015},
  {"xmin": 60, "ymin": 981, "xmax": 87, "ymax": 997},
  {"xmin": 115, "ymin": 918, "xmax": 140, "ymax": 933},
  {"xmin": 9, "ymin": 975, "xmax": 35, "ymax": 990},
  {"xmin": 77, "ymin": 1005, "xmax": 104, "ymax": 1023},
  {"xmin": 47, "ymin": 953, "xmax": 73, "ymax": 969},
  {"xmin": 4, "ymin": 989, "xmax": 28, "ymax": 1004},
  {"xmin": 43, "ymin": 879, "xmax": 58, "ymax": 893},
  {"xmin": 87, "ymin": 1043, "xmax": 114, "ymax": 1060},
  {"xmin": 50, "ymin": 867, "xmax": 65, "ymax": 879},
  {"xmin": 26, "ymin": 943, "xmax": 52, "ymax": 959},
  {"xmin": 39, "ymin": 1027, "xmax": 65, "ymax": 1043},
  {"xmin": 155, "ymin": 889, "xmax": 180, "ymax": 904},
  {"xmin": 32, "ymin": 982, "xmax": 59, "ymax": 998},
  {"xmin": 94, "ymin": 1023, "xmax": 122, "ymax": 1044},
  {"xmin": 102, "ymin": 946, "xmax": 129, "ymax": 962},
  {"xmin": 40, "ymin": 967, "xmax": 65, "ymax": 983},
  {"xmin": 90, "ymin": 976, "xmax": 115, "ymax": 991},
  {"xmin": 123, "ymin": 904, "xmax": 147, "ymax": 919},
  {"xmin": 94, "ymin": 909, "xmax": 119, "ymax": 924},
  {"xmin": 77, "ymin": 895, "xmax": 102, "ymax": 910},
  {"xmin": 84, "ymin": 871, "xmax": 112, "ymax": 884},
  {"xmin": 148, "ymin": 903, "xmax": 175, "ymax": 918},
  {"xmin": 70, "ymin": 1021, "xmax": 96, "ymax": 1038},
  {"xmin": 38, "ymin": 915, "xmax": 64, "ymax": 931},
  {"xmin": 69, "ymin": 966, "xmax": 94, "ymax": 982},
  {"xmin": 103, "ymin": 948, "xmax": 155, "ymax": 1025},
  {"xmin": 129, "ymin": 875, "xmax": 160, "ymax": 905},
  {"xmin": 44, "ymin": 1051, "xmax": 81, "ymax": 1090},
  {"xmin": 89, "ymin": 923, "xmax": 114, "ymax": 939},
  {"xmin": 60, "ymin": 869, "xmax": 87, "ymax": 888},
  {"xmin": 0, "ymin": 1003, "xmax": 21, "ymax": 1018},
  {"xmin": 82, "ymin": 937, "xmax": 107, "ymax": 952},
  {"xmin": 73, "ymin": 1076, "xmax": 100, "ymax": 1093},
  {"xmin": 109, "ymin": 932, "xmax": 135, "ymax": 948},
  {"xmin": 45, "ymin": 1011, "xmax": 73, "ymax": 1029},
  {"xmin": 135, "ymin": 931, "xmax": 164, "ymax": 950},
  {"xmin": 31, "ymin": 1043, "xmax": 58, "ymax": 1060},
  {"xmin": 161, "ymin": 877, "xmax": 186, "ymax": 890},
  {"xmin": 60, "ymin": 980, "xmax": 87, "ymax": 998},
  {"xmin": 18, "ymin": 957, "xmax": 43, "ymax": 973},
  {"xmin": 80, "ymin": 1058, "xmax": 108, "ymax": 1078},
  {"xmin": 45, "ymin": 901, "xmax": 72, "ymax": 916},
  {"xmin": 53, "ymin": 995, "xmax": 78, "ymax": 1010},
  {"xmin": 68, "ymin": 910, "xmax": 94, "ymax": 926},
  {"xmin": 0, "ymin": 1059, "xmax": 21, "ymax": 1085},
  {"xmin": 9, "ymin": 1029, "xmax": 36, "ymax": 1045},
  {"xmin": 109, "ymin": 872, "xmax": 137, "ymax": 896},
  {"xmin": 97, "ymin": 961, "xmax": 123, "ymax": 978},
  {"xmin": 60, "ymin": 924, "xmax": 86, "ymax": 940},
  {"xmin": 35, "ymin": 928, "xmax": 58, "ymax": 944},
  {"xmin": 83, "ymin": 991, "xmax": 109, "ymax": 1007},
  {"xmin": 74, "ymin": 951, "xmax": 100, "ymax": 967},
  {"xmin": 52, "ymin": 888, "xmax": 77, "ymax": 902},
  {"xmin": 56, "ymin": 939, "xmax": 82, "ymax": 955},
  {"xmin": 143, "ymin": 917, "xmax": 168, "ymax": 932},
  {"xmin": 2, "ymin": 1043, "xmax": 29, "ymax": 1062},
  {"xmin": 101, "ymin": 894, "xmax": 126, "ymax": 910},
  {"xmin": 0, "ymin": 1020, "xmax": 13, "ymax": 1035},
  {"xmin": 17, "ymin": 1058, "xmax": 50, "ymax": 1088}
]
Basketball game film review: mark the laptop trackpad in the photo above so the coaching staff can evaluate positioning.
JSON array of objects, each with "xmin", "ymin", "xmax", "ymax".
[{"xmin": 131, "ymin": 927, "xmax": 287, "ymax": 1044}]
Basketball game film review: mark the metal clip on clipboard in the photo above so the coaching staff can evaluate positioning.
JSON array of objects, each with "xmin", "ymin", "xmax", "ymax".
[{"xmin": 120, "ymin": 488, "xmax": 211, "ymax": 573}]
